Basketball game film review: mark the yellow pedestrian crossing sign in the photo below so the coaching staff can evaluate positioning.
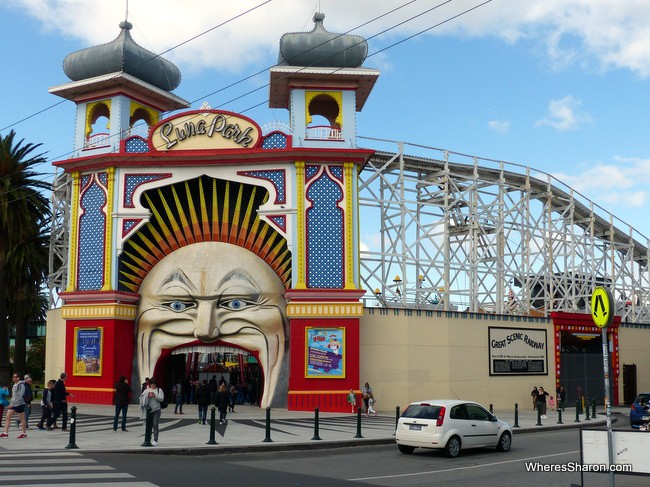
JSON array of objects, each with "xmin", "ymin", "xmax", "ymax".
[{"xmin": 591, "ymin": 286, "xmax": 614, "ymax": 328}]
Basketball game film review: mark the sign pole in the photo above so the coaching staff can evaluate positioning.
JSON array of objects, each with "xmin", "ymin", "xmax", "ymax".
[{"xmin": 591, "ymin": 286, "xmax": 615, "ymax": 487}]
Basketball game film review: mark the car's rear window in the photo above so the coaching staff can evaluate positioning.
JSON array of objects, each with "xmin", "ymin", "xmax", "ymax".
[
  {"xmin": 635, "ymin": 393, "xmax": 650, "ymax": 404},
  {"xmin": 401, "ymin": 404, "xmax": 442, "ymax": 420}
]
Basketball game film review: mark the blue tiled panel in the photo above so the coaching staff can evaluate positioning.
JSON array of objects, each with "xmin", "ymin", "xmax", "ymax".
[
  {"xmin": 306, "ymin": 173, "xmax": 343, "ymax": 288},
  {"xmin": 239, "ymin": 170, "xmax": 286, "ymax": 204},
  {"xmin": 124, "ymin": 174, "xmax": 169, "ymax": 207},
  {"xmin": 125, "ymin": 136, "xmax": 149, "ymax": 153},
  {"xmin": 261, "ymin": 132, "xmax": 287, "ymax": 149},
  {"xmin": 78, "ymin": 181, "xmax": 107, "ymax": 290},
  {"xmin": 305, "ymin": 165, "xmax": 320, "ymax": 180},
  {"xmin": 329, "ymin": 166, "xmax": 343, "ymax": 181}
]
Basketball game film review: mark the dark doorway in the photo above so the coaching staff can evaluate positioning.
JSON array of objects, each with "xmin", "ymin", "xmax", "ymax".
[
  {"xmin": 623, "ymin": 363, "xmax": 637, "ymax": 405},
  {"xmin": 559, "ymin": 331, "xmax": 611, "ymax": 405}
]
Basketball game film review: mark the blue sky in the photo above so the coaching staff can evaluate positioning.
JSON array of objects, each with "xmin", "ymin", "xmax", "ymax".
[{"xmin": 2, "ymin": 0, "xmax": 650, "ymax": 240}]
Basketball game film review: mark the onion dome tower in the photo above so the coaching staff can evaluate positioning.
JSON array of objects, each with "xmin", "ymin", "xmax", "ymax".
[
  {"xmin": 270, "ymin": 12, "xmax": 379, "ymax": 148},
  {"xmin": 49, "ymin": 20, "xmax": 189, "ymax": 157}
]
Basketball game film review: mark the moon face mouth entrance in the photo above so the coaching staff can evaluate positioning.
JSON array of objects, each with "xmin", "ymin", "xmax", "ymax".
[{"xmin": 151, "ymin": 342, "xmax": 264, "ymax": 406}]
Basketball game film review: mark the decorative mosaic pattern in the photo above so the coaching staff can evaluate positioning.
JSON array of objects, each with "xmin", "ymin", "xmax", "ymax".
[
  {"xmin": 238, "ymin": 170, "xmax": 286, "ymax": 204},
  {"xmin": 268, "ymin": 215, "xmax": 286, "ymax": 233},
  {"xmin": 122, "ymin": 219, "xmax": 141, "ymax": 237},
  {"xmin": 125, "ymin": 136, "xmax": 150, "ymax": 153},
  {"xmin": 78, "ymin": 180, "xmax": 107, "ymax": 290},
  {"xmin": 329, "ymin": 166, "xmax": 343, "ymax": 182},
  {"xmin": 123, "ymin": 174, "xmax": 172, "ymax": 207},
  {"xmin": 261, "ymin": 132, "xmax": 288, "ymax": 149},
  {"xmin": 306, "ymin": 172, "xmax": 344, "ymax": 288},
  {"xmin": 81, "ymin": 175, "xmax": 91, "ymax": 189},
  {"xmin": 305, "ymin": 165, "xmax": 320, "ymax": 181},
  {"xmin": 98, "ymin": 172, "xmax": 108, "ymax": 186}
]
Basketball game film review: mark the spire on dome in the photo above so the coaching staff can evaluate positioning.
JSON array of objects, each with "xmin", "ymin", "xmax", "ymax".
[{"xmin": 63, "ymin": 21, "xmax": 182, "ymax": 92}]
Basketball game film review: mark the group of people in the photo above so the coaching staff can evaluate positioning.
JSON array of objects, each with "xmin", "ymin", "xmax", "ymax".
[
  {"xmin": 172, "ymin": 376, "xmax": 237, "ymax": 425},
  {"xmin": 347, "ymin": 382, "xmax": 378, "ymax": 416},
  {"xmin": 530, "ymin": 385, "xmax": 566, "ymax": 419},
  {"xmin": 0, "ymin": 372, "xmax": 72, "ymax": 439}
]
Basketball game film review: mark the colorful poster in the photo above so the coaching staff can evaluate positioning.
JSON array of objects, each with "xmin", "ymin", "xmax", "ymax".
[
  {"xmin": 73, "ymin": 327, "xmax": 103, "ymax": 376},
  {"xmin": 306, "ymin": 327, "xmax": 345, "ymax": 378}
]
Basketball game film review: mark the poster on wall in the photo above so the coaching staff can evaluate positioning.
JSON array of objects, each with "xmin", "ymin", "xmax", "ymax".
[
  {"xmin": 305, "ymin": 327, "xmax": 345, "ymax": 378},
  {"xmin": 73, "ymin": 327, "xmax": 103, "ymax": 376},
  {"xmin": 489, "ymin": 327, "xmax": 547, "ymax": 376}
]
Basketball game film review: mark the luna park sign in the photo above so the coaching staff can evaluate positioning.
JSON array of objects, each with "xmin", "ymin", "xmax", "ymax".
[{"xmin": 150, "ymin": 110, "xmax": 261, "ymax": 151}]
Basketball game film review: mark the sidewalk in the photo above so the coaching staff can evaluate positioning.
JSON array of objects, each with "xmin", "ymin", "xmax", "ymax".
[{"xmin": 0, "ymin": 403, "xmax": 620, "ymax": 455}]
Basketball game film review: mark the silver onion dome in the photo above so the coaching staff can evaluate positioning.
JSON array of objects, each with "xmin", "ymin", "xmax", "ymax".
[
  {"xmin": 63, "ymin": 21, "xmax": 181, "ymax": 92},
  {"xmin": 278, "ymin": 12, "xmax": 368, "ymax": 68}
]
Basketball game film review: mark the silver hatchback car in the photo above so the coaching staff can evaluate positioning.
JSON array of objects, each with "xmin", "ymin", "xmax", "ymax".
[{"xmin": 395, "ymin": 399, "xmax": 512, "ymax": 458}]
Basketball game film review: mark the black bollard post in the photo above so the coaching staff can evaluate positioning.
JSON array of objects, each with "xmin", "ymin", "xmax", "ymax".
[
  {"xmin": 557, "ymin": 407, "xmax": 563, "ymax": 425},
  {"xmin": 141, "ymin": 406, "xmax": 153, "ymax": 447},
  {"xmin": 207, "ymin": 406, "xmax": 217, "ymax": 445},
  {"xmin": 262, "ymin": 407, "xmax": 273, "ymax": 443},
  {"xmin": 65, "ymin": 406, "xmax": 78, "ymax": 449},
  {"xmin": 312, "ymin": 407, "xmax": 322, "ymax": 441},
  {"xmin": 536, "ymin": 404, "xmax": 543, "ymax": 426},
  {"xmin": 585, "ymin": 402, "xmax": 591, "ymax": 421},
  {"xmin": 354, "ymin": 407, "xmax": 363, "ymax": 438},
  {"xmin": 592, "ymin": 398, "xmax": 597, "ymax": 417},
  {"xmin": 574, "ymin": 400, "xmax": 581, "ymax": 423},
  {"xmin": 489, "ymin": 404, "xmax": 493, "ymax": 414},
  {"xmin": 394, "ymin": 406, "xmax": 400, "ymax": 436},
  {"xmin": 514, "ymin": 403, "xmax": 520, "ymax": 428}
]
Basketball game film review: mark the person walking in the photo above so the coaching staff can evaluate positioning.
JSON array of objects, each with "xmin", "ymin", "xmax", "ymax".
[
  {"xmin": 228, "ymin": 383, "xmax": 237, "ymax": 413},
  {"xmin": 196, "ymin": 379, "xmax": 210, "ymax": 424},
  {"xmin": 0, "ymin": 372, "xmax": 28, "ymax": 438},
  {"xmin": 530, "ymin": 386, "xmax": 539, "ymax": 410},
  {"xmin": 0, "ymin": 384, "xmax": 9, "ymax": 428},
  {"xmin": 139, "ymin": 377, "xmax": 164, "ymax": 446},
  {"xmin": 173, "ymin": 379, "xmax": 184, "ymax": 414},
  {"xmin": 347, "ymin": 389, "xmax": 357, "ymax": 413},
  {"xmin": 47, "ymin": 372, "xmax": 72, "ymax": 431},
  {"xmin": 37, "ymin": 379, "xmax": 55, "ymax": 430},
  {"xmin": 216, "ymin": 383, "xmax": 229, "ymax": 424},
  {"xmin": 559, "ymin": 386, "xmax": 566, "ymax": 412},
  {"xmin": 537, "ymin": 386, "xmax": 549, "ymax": 418},
  {"xmin": 113, "ymin": 376, "xmax": 132, "ymax": 431},
  {"xmin": 20, "ymin": 375, "xmax": 34, "ymax": 429},
  {"xmin": 367, "ymin": 392, "xmax": 378, "ymax": 416},
  {"xmin": 361, "ymin": 382, "xmax": 373, "ymax": 414}
]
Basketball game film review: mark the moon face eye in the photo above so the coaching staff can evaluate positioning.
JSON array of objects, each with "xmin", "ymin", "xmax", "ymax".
[
  {"xmin": 163, "ymin": 301, "xmax": 195, "ymax": 312},
  {"xmin": 220, "ymin": 299, "xmax": 253, "ymax": 311}
]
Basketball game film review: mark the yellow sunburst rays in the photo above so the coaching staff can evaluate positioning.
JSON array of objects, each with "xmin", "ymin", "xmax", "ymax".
[
  {"xmin": 169, "ymin": 185, "xmax": 193, "ymax": 246},
  {"xmin": 230, "ymin": 183, "xmax": 245, "ymax": 245},
  {"xmin": 184, "ymin": 180, "xmax": 203, "ymax": 243},
  {"xmin": 220, "ymin": 181, "xmax": 231, "ymax": 242},
  {"xmin": 237, "ymin": 186, "xmax": 257, "ymax": 247},
  {"xmin": 144, "ymin": 192, "xmax": 179, "ymax": 252},
  {"xmin": 198, "ymin": 177, "xmax": 210, "ymax": 242},
  {"xmin": 211, "ymin": 178, "xmax": 221, "ymax": 242}
]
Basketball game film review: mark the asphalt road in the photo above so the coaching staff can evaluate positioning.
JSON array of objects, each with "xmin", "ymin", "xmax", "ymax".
[{"xmin": 36, "ymin": 428, "xmax": 639, "ymax": 487}]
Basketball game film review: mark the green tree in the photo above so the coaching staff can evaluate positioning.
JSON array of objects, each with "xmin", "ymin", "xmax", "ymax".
[
  {"xmin": 26, "ymin": 336, "xmax": 46, "ymax": 382},
  {"xmin": 0, "ymin": 130, "xmax": 50, "ymax": 386}
]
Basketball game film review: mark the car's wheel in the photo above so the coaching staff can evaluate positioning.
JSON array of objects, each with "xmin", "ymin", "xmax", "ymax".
[
  {"xmin": 444, "ymin": 436, "xmax": 461, "ymax": 458},
  {"xmin": 496, "ymin": 432, "xmax": 512, "ymax": 452},
  {"xmin": 398, "ymin": 444, "xmax": 415, "ymax": 454}
]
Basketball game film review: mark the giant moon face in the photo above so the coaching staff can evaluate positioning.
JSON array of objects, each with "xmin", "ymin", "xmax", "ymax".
[{"xmin": 136, "ymin": 242, "xmax": 288, "ymax": 408}]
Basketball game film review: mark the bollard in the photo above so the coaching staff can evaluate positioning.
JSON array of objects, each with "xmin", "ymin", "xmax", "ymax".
[
  {"xmin": 536, "ymin": 404, "xmax": 543, "ymax": 426},
  {"xmin": 574, "ymin": 400, "xmax": 581, "ymax": 423},
  {"xmin": 311, "ymin": 407, "xmax": 322, "ymax": 441},
  {"xmin": 262, "ymin": 407, "xmax": 273, "ymax": 443},
  {"xmin": 592, "ymin": 398, "xmax": 597, "ymax": 417},
  {"xmin": 513, "ymin": 403, "xmax": 520, "ymax": 428},
  {"xmin": 141, "ymin": 406, "xmax": 153, "ymax": 447},
  {"xmin": 489, "ymin": 404, "xmax": 493, "ymax": 414},
  {"xmin": 394, "ymin": 406, "xmax": 400, "ymax": 436},
  {"xmin": 585, "ymin": 403, "xmax": 590, "ymax": 421},
  {"xmin": 207, "ymin": 406, "xmax": 217, "ymax": 445},
  {"xmin": 354, "ymin": 407, "xmax": 364, "ymax": 438},
  {"xmin": 65, "ymin": 406, "xmax": 79, "ymax": 449},
  {"xmin": 557, "ymin": 407, "xmax": 563, "ymax": 425}
]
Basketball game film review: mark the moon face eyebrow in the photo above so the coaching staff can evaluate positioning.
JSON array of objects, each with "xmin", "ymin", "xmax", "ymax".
[
  {"xmin": 216, "ymin": 269, "xmax": 260, "ymax": 292},
  {"xmin": 158, "ymin": 269, "xmax": 197, "ymax": 293}
]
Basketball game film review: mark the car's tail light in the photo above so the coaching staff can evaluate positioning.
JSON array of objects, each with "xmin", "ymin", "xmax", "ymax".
[{"xmin": 436, "ymin": 406, "xmax": 446, "ymax": 427}]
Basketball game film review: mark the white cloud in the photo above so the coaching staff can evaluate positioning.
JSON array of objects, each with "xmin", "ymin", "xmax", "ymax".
[
  {"xmin": 9, "ymin": 0, "xmax": 650, "ymax": 77},
  {"xmin": 536, "ymin": 96, "xmax": 592, "ymax": 131},
  {"xmin": 488, "ymin": 120, "xmax": 510, "ymax": 134}
]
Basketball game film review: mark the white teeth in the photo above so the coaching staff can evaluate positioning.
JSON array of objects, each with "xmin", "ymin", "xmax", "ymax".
[{"xmin": 170, "ymin": 344, "xmax": 246, "ymax": 355}]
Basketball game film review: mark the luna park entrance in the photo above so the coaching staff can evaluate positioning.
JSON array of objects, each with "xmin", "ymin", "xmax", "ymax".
[{"xmin": 163, "ymin": 347, "xmax": 263, "ymax": 406}]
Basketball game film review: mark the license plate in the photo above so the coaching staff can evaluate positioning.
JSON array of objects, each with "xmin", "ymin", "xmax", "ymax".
[{"xmin": 409, "ymin": 424, "xmax": 422, "ymax": 431}]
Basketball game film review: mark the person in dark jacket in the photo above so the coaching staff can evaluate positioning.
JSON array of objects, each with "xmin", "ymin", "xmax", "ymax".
[
  {"xmin": 113, "ymin": 376, "xmax": 132, "ymax": 431},
  {"xmin": 196, "ymin": 380, "xmax": 210, "ymax": 424},
  {"xmin": 47, "ymin": 372, "xmax": 72, "ymax": 430},
  {"xmin": 37, "ymin": 379, "xmax": 55, "ymax": 430},
  {"xmin": 215, "ymin": 384, "xmax": 230, "ymax": 424}
]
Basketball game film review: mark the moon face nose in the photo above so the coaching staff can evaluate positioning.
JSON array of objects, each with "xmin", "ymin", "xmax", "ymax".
[{"xmin": 194, "ymin": 301, "xmax": 219, "ymax": 340}]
